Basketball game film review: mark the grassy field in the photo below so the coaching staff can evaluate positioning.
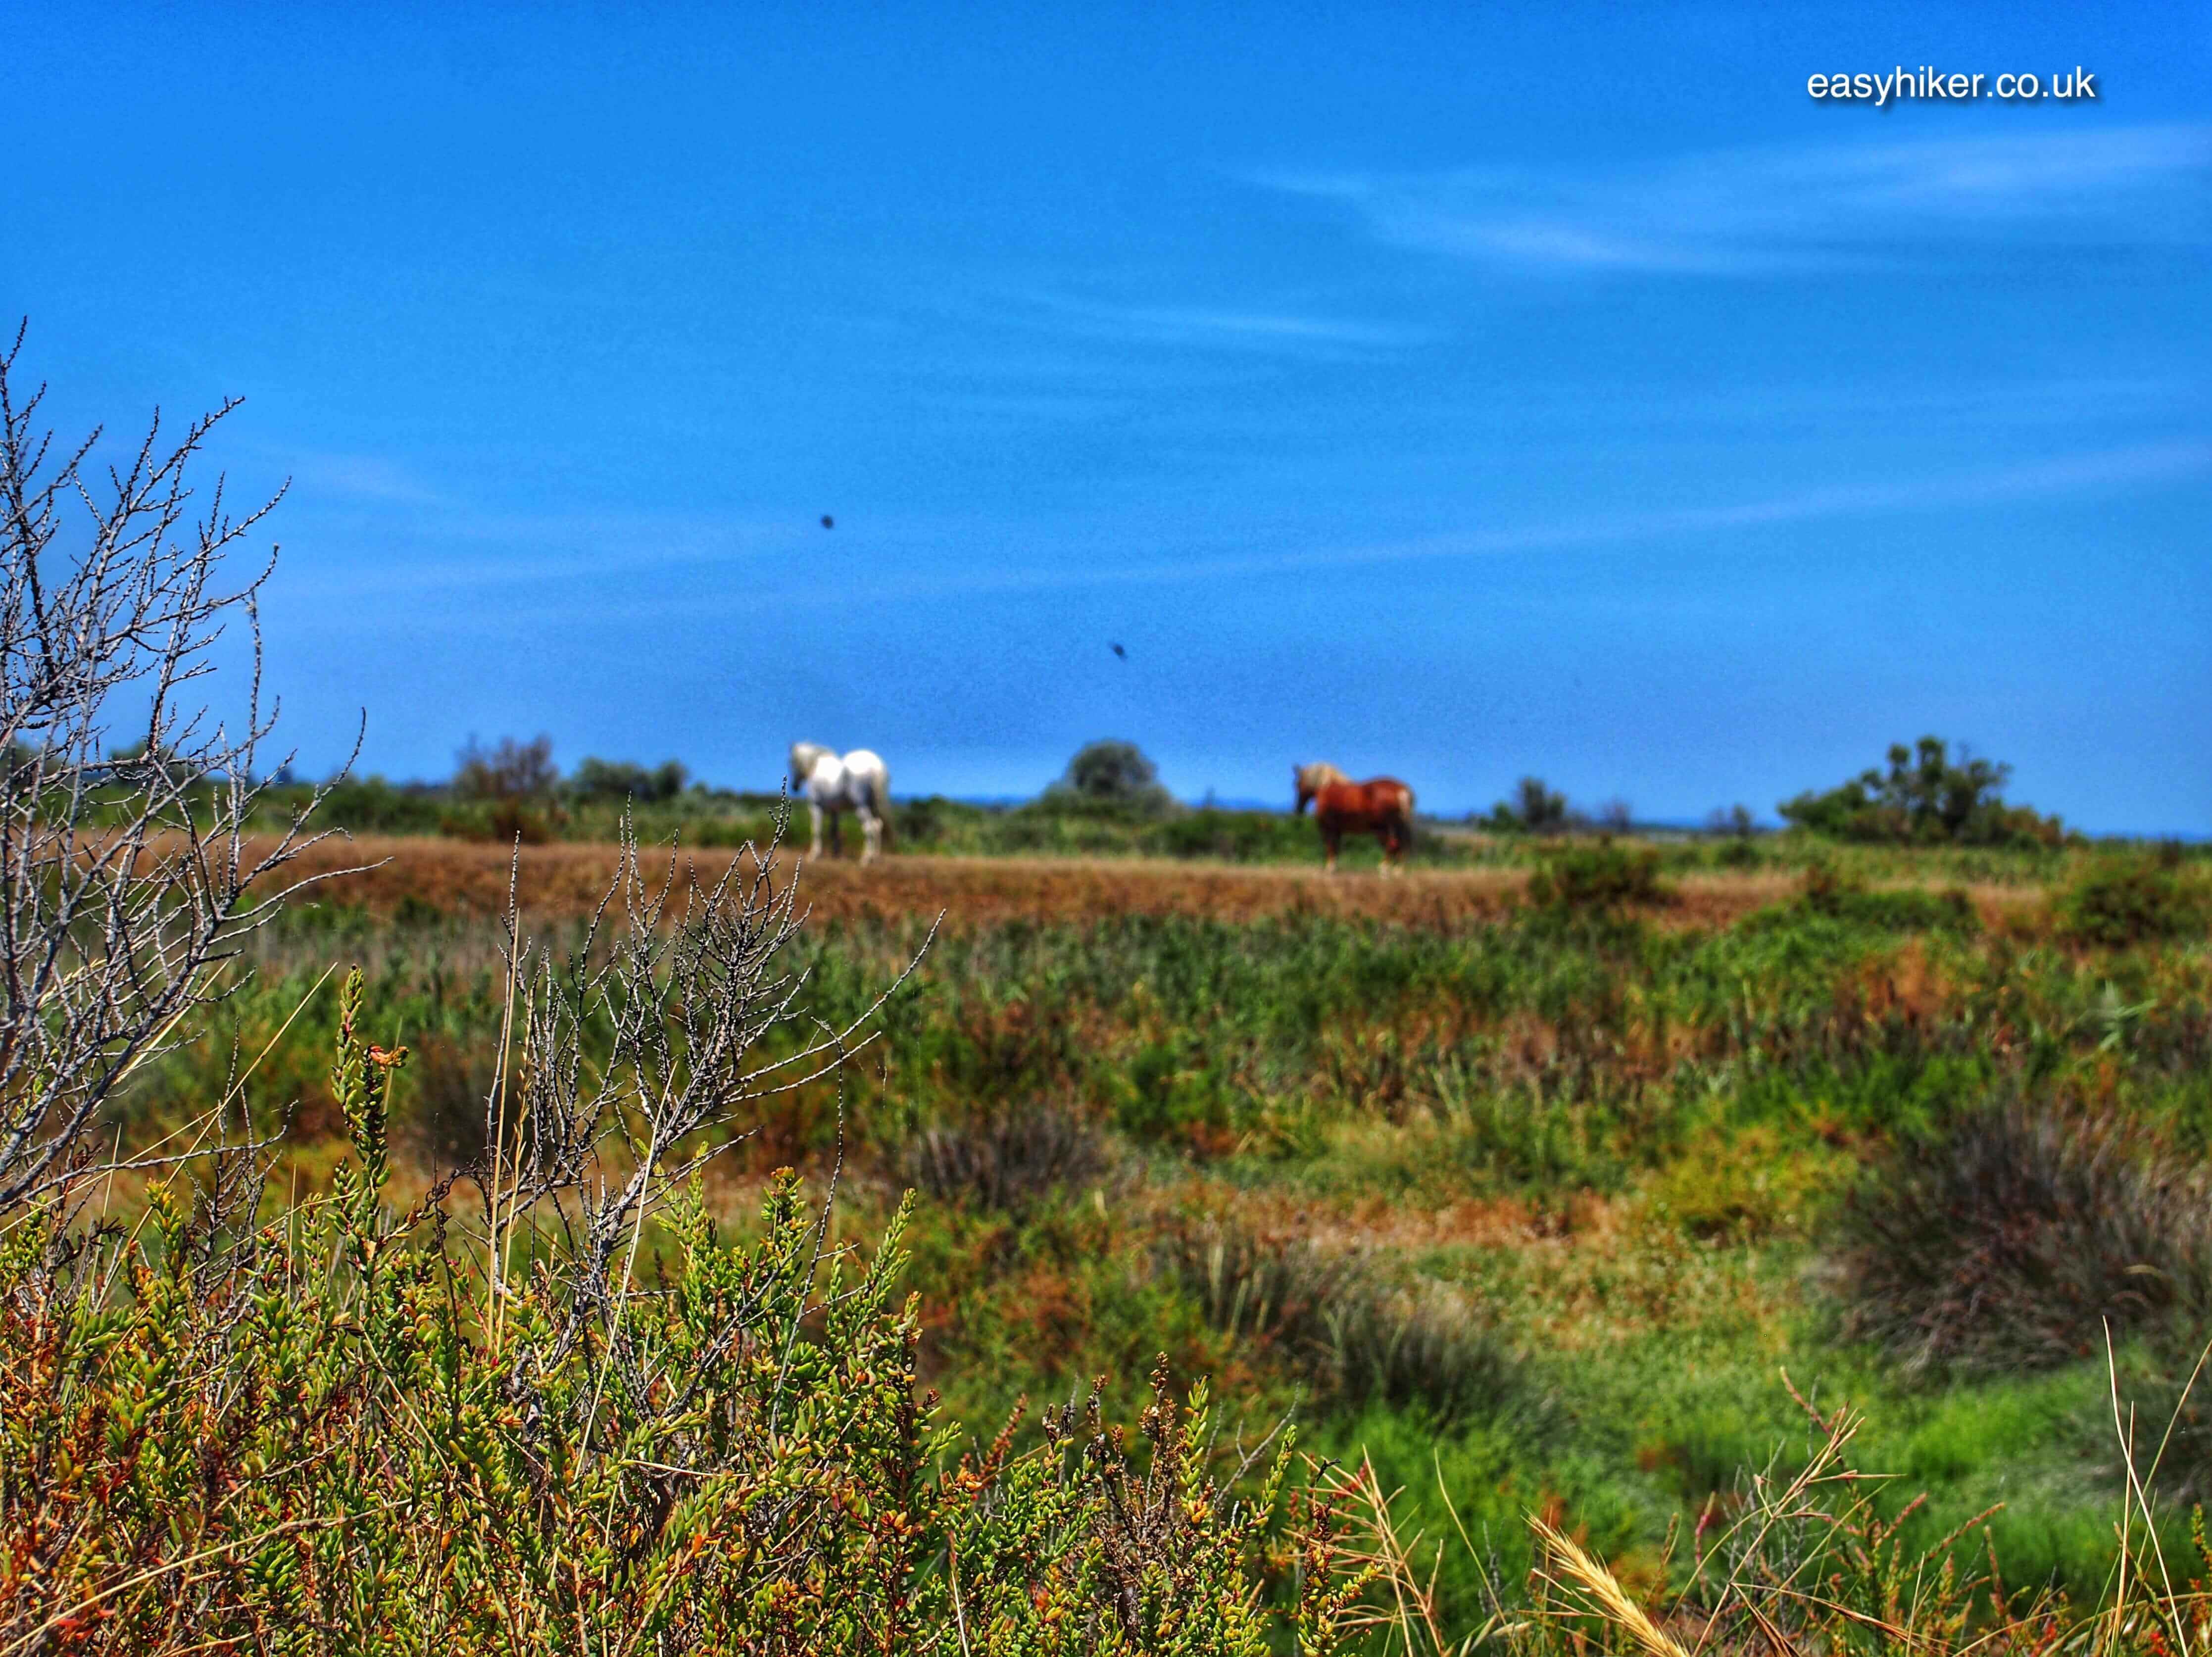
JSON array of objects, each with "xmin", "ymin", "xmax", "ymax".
[{"xmin": 98, "ymin": 828, "xmax": 2212, "ymax": 1637}]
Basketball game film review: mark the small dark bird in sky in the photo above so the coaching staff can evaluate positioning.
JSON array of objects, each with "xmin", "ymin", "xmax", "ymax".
[
  {"xmin": 1110, "ymin": 642, "xmax": 1126, "ymax": 659},
  {"xmin": 820, "ymin": 514, "xmax": 834, "ymax": 529}
]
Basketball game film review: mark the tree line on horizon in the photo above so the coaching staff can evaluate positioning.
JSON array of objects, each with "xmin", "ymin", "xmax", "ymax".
[{"xmin": 292, "ymin": 731, "xmax": 2081, "ymax": 849}]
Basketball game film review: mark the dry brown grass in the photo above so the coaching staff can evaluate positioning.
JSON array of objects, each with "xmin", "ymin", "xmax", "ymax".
[{"xmin": 253, "ymin": 837, "xmax": 2012, "ymax": 932}]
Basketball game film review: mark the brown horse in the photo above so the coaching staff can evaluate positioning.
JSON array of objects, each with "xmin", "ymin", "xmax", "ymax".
[{"xmin": 1293, "ymin": 762, "xmax": 1416, "ymax": 875}]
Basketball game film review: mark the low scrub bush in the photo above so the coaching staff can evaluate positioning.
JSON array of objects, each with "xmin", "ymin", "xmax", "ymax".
[
  {"xmin": 314, "ymin": 775, "xmax": 449, "ymax": 835},
  {"xmin": 1643, "ymin": 1124, "xmax": 1848, "ymax": 1242},
  {"xmin": 2056, "ymin": 857, "xmax": 2209, "ymax": 948},
  {"xmin": 1108, "ymin": 1033, "xmax": 1247, "ymax": 1150},
  {"xmin": 1526, "ymin": 838, "xmax": 1671, "ymax": 912},
  {"xmin": 1791, "ymin": 862, "xmax": 1979, "ymax": 932},
  {"xmin": 437, "ymin": 798, "xmax": 562, "ymax": 843},
  {"xmin": 1828, "ymin": 1096, "xmax": 2212, "ymax": 1375},
  {"xmin": 1712, "ymin": 835, "xmax": 1761, "ymax": 869},
  {"xmin": 0, "ymin": 981, "xmax": 1366, "ymax": 1653},
  {"xmin": 570, "ymin": 754, "xmax": 688, "ymax": 802},
  {"xmin": 1153, "ymin": 807, "xmax": 1306, "ymax": 863}
]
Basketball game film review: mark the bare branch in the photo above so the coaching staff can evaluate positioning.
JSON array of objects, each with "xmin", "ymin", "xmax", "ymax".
[{"xmin": 0, "ymin": 324, "xmax": 362, "ymax": 1208}]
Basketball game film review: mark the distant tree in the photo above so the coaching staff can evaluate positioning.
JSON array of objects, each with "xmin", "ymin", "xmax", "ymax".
[
  {"xmin": 1596, "ymin": 798, "xmax": 1633, "ymax": 833},
  {"xmin": 1779, "ymin": 736, "xmax": 2067, "ymax": 848},
  {"xmin": 455, "ymin": 734, "xmax": 559, "ymax": 800},
  {"xmin": 1485, "ymin": 775, "xmax": 1570, "ymax": 833},
  {"xmin": 1049, "ymin": 739, "xmax": 1174, "ymax": 815},
  {"xmin": 1706, "ymin": 804, "xmax": 1757, "ymax": 838},
  {"xmin": 572, "ymin": 756, "xmax": 689, "ymax": 803}
]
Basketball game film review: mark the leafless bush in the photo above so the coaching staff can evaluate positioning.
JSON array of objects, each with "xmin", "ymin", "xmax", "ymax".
[
  {"xmin": 0, "ymin": 325, "xmax": 350, "ymax": 1209},
  {"xmin": 454, "ymin": 732, "xmax": 558, "ymax": 799},
  {"xmin": 479, "ymin": 813, "xmax": 931, "ymax": 1363}
]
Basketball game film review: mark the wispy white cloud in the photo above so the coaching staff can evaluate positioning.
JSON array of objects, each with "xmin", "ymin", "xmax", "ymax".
[
  {"xmin": 360, "ymin": 437, "xmax": 2209, "ymax": 632},
  {"xmin": 1000, "ymin": 291, "xmax": 1429, "ymax": 352},
  {"xmin": 1251, "ymin": 124, "xmax": 2212, "ymax": 276},
  {"xmin": 260, "ymin": 447, "xmax": 451, "ymax": 506}
]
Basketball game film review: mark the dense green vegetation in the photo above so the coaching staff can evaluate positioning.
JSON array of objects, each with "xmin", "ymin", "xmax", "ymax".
[
  {"xmin": 1779, "ymin": 735, "xmax": 2073, "ymax": 848},
  {"xmin": 89, "ymin": 848, "xmax": 2212, "ymax": 1642}
]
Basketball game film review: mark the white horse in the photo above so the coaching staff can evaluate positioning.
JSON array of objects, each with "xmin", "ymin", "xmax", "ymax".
[{"xmin": 788, "ymin": 742, "xmax": 893, "ymax": 864}]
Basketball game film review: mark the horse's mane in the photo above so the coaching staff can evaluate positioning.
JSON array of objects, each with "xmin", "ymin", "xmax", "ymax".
[{"xmin": 1295, "ymin": 761, "xmax": 1350, "ymax": 792}]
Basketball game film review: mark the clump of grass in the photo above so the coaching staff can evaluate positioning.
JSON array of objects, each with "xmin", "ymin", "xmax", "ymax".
[
  {"xmin": 1161, "ymin": 1219, "xmax": 1525, "ymax": 1425},
  {"xmin": 1165, "ymin": 1219, "xmax": 1360, "ymax": 1352},
  {"xmin": 1828, "ymin": 1096, "xmax": 2212, "ymax": 1375},
  {"xmin": 898, "ymin": 1098, "xmax": 1115, "ymax": 1218}
]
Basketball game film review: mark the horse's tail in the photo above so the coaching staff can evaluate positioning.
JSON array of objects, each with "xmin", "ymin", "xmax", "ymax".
[
  {"xmin": 1392, "ymin": 782, "xmax": 1416, "ymax": 846},
  {"xmin": 869, "ymin": 768, "xmax": 894, "ymax": 850}
]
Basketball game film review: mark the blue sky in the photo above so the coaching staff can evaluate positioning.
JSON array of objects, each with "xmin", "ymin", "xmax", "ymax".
[{"xmin": 7, "ymin": 2, "xmax": 2208, "ymax": 829}]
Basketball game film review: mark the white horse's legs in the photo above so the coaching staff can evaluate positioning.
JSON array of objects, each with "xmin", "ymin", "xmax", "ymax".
[
  {"xmin": 807, "ymin": 801, "xmax": 825, "ymax": 857},
  {"xmin": 857, "ymin": 807, "xmax": 882, "ymax": 865}
]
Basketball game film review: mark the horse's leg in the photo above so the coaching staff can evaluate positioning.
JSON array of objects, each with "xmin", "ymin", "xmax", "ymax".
[
  {"xmin": 829, "ymin": 809, "xmax": 844, "ymax": 858},
  {"xmin": 808, "ymin": 800, "xmax": 825, "ymax": 858},
  {"xmin": 1322, "ymin": 825, "xmax": 1340, "ymax": 875},
  {"xmin": 858, "ymin": 806, "xmax": 880, "ymax": 866}
]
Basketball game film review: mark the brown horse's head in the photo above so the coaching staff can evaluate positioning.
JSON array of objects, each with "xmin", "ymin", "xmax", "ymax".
[{"xmin": 1294, "ymin": 761, "xmax": 1346, "ymax": 813}]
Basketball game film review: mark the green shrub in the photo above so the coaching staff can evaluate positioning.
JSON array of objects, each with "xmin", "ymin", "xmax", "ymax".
[
  {"xmin": 2056, "ymin": 858, "xmax": 2208, "ymax": 948},
  {"xmin": 1644, "ymin": 1125, "xmax": 1848, "ymax": 1242},
  {"xmin": 313, "ymin": 775, "xmax": 450, "ymax": 834},
  {"xmin": 1792, "ymin": 862, "xmax": 1980, "ymax": 932},
  {"xmin": 1713, "ymin": 836, "xmax": 1761, "ymax": 869},
  {"xmin": 0, "ymin": 974, "xmax": 1367, "ymax": 1654},
  {"xmin": 392, "ymin": 1028, "xmax": 500, "ymax": 1169},
  {"xmin": 570, "ymin": 754, "xmax": 688, "ymax": 802},
  {"xmin": 1045, "ymin": 738, "xmax": 1176, "ymax": 817},
  {"xmin": 1526, "ymin": 838, "xmax": 1670, "ymax": 911},
  {"xmin": 1153, "ymin": 807, "xmax": 1301, "ymax": 862},
  {"xmin": 1107, "ymin": 1034, "xmax": 1246, "ymax": 1148},
  {"xmin": 1779, "ymin": 735, "xmax": 2068, "ymax": 848},
  {"xmin": 894, "ymin": 793, "xmax": 948, "ymax": 846}
]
